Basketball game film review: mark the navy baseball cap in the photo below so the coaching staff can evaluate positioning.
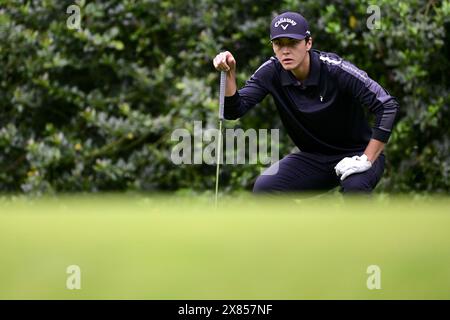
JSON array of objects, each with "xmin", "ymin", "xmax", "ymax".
[{"xmin": 270, "ymin": 12, "xmax": 311, "ymax": 41}]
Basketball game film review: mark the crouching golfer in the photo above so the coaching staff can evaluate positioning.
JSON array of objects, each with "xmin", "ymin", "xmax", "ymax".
[{"xmin": 213, "ymin": 12, "xmax": 399, "ymax": 194}]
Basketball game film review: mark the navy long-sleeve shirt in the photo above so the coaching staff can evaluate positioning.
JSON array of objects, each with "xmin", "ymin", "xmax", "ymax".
[{"xmin": 224, "ymin": 49, "xmax": 399, "ymax": 155}]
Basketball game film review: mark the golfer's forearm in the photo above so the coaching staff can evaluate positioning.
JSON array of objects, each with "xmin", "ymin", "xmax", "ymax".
[
  {"xmin": 364, "ymin": 139, "xmax": 385, "ymax": 163},
  {"xmin": 225, "ymin": 71, "xmax": 237, "ymax": 97}
]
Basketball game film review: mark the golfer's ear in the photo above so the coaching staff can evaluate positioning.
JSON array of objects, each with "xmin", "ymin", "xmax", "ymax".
[{"xmin": 306, "ymin": 37, "xmax": 313, "ymax": 50}]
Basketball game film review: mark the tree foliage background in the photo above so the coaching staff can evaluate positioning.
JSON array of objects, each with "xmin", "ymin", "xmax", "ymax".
[{"xmin": 0, "ymin": 0, "xmax": 449, "ymax": 194}]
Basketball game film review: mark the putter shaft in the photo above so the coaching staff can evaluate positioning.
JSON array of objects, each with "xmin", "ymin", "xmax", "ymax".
[{"xmin": 215, "ymin": 71, "xmax": 226, "ymax": 207}]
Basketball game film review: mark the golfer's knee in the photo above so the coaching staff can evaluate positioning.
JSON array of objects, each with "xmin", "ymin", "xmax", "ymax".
[
  {"xmin": 340, "ymin": 176, "xmax": 372, "ymax": 193},
  {"xmin": 253, "ymin": 175, "xmax": 275, "ymax": 193}
]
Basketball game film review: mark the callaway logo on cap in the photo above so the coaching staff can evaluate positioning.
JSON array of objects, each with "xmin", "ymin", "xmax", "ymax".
[{"xmin": 270, "ymin": 12, "xmax": 311, "ymax": 41}]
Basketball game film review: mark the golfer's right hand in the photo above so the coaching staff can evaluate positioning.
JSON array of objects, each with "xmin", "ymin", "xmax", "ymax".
[{"xmin": 213, "ymin": 51, "xmax": 236, "ymax": 72}]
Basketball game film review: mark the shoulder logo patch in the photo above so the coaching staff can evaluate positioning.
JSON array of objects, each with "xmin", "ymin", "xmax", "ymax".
[{"xmin": 319, "ymin": 55, "xmax": 342, "ymax": 65}]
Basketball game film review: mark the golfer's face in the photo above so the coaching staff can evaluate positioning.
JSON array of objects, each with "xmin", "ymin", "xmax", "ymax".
[{"xmin": 272, "ymin": 37, "xmax": 308, "ymax": 71}]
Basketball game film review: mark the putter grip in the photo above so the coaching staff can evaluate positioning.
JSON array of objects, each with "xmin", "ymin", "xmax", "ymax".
[{"xmin": 219, "ymin": 71, "xmax": 226, "ymax": 120}]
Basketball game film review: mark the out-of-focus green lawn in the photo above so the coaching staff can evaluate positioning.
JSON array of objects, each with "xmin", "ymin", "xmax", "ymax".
[{"xmin": 0, "ymin": 194, "xmax": 449, "ymax": 299}]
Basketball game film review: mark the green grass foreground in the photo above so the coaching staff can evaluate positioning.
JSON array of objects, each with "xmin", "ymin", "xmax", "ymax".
[{"xmin": 0, "ymin": 194, "xmax": 449, "ymax": 299}]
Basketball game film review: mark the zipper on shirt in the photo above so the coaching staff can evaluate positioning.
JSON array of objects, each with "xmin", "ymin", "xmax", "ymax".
[{"xmin": 319, "ymin": 77, "xmax": 327, "ymax": 102}]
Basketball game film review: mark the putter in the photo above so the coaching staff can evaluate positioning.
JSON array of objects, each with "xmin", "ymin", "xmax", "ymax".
[{"xmin": 215, "ymin": 71, "xmax": 226, "ymax": 208}]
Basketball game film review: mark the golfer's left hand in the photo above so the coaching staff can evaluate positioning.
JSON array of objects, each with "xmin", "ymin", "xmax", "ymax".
[{"xmin": 335, "ymin": 154, "xmax": 372, "ymax": 181}]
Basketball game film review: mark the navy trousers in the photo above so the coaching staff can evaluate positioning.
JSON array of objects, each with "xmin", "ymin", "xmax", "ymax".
[{"xmin": 253, "ymin": 151, "xmax": 385, "ymax": 194}]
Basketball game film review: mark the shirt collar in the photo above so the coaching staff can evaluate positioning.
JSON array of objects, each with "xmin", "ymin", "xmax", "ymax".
[{"xmin": 280, "ymin": 49, "xmax": 321, "ymax": 87}]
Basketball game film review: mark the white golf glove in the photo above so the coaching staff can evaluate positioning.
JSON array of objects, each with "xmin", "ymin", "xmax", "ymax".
[{"xmin": 334, "ymin": 154, "xmax": 372, "ymax": 181}]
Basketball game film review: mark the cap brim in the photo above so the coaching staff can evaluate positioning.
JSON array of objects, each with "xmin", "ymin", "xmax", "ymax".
[{"xmin": 270, "ymin": 33, "xmax": 306, "ymax": 41}]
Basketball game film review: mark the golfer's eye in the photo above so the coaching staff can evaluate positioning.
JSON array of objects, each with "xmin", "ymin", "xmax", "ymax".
[
  {"xmin": 272, "ymin": 40, "xmax": 300, "ymax": 47},
  {"xmin": 287, "ymin": 40, "xmax": 300, "ymax": 46},
  {"xmin": 272, "ymin": 40, "xmax": 281, "ymax": 47}
]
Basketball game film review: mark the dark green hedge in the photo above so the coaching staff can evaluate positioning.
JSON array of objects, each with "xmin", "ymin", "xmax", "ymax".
[{"xmin": 0, "ymin": 0, "xmax": 449, "ymax": 194}]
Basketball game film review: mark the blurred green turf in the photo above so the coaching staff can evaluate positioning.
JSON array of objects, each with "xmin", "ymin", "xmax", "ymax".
[{"xmin": 0, "ymin": 194, "xmax": 449, "ymax": 299}]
